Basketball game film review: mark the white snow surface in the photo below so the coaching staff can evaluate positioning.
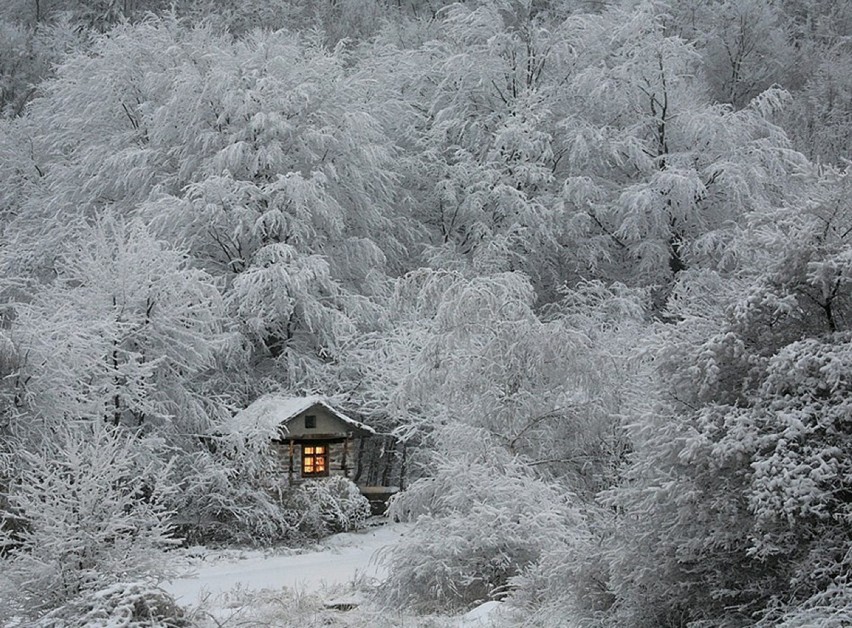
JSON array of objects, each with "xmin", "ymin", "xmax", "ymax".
[
  {"xmin": 164, "ymin": 522, "xmax": 403, "ymax": 606},
  {"xmin": 162, "ymin": 523, "xmax": 514, "ymax": 626},
  {"xmin": 225, "ymin": 394, "xmax": 376, "ymax": 434},
  {"xmin": 459, "ymin": 601, "xmax": 505, "ymax": 626}
]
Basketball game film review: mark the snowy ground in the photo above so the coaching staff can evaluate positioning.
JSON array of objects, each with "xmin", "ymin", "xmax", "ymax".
[
  {"xmin": 165, "ymin": 522, "xmax": 401, "ymax": 606},
  {"xmin": 163, "ymin": 521, "xmax": 507, "ymax": 627}
]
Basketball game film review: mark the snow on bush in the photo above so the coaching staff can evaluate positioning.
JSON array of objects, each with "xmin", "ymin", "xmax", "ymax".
[
  {"xmin": 763, "ymin": 578, "xmax": 852, "ymax": 628},
  {"xmin": 171, "ymin": 455, "xmax": 370, "ymax": 545},
  {"xmin": 167, "ymin": 437, "xmax": 298, "ymax": 546},
  {"xmin": 505, "ymin": 512, "xmax": 615, "ymax": 624},
  {"xmin": 166, "ymin": 412, "xmax": 299, "ymax": 546},
  {"xmin": 600, "ymin": 196, "xmax": 852, "ymax": 626},
  {"xmin": 31, "ymin": 581, "xmax": 186, "ymax": 628},
  {"xmin": 378, "ymin": 427, "xmax": 587, "ymax": 613},
  {"xmin": 0, "ymin": 424, "xmax": 178, "ymax": 621},
  {"xmin": 285, "ymin": 476, "xmax": 371, "ymax": 539}
]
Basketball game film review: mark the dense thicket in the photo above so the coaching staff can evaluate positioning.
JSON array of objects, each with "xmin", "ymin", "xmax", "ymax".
[{"xmin": 1, "ymin": 0, "xmax": 850, "ymax": 625}]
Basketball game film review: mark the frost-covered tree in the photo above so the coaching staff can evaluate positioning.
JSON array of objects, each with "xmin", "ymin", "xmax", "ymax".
[
  {"xmin": 353, "ymin": 269, "xmax": 645, "ymax": 620},
  {"xmin": 782, "ymin": 42, "xmax": 852, "ymax": 164},
  {"xmin": 372, "ymin": 1, "xmax": 578, "ymax": 294},
  {"xmin": 556, "ymin": 2, "xmax": 807, "ymax": 293},
  {"xmin": 0, "ymin": 0, "xmax": 175, "ymax": 29},
  {"xmin": 0, "ymin": 423, "xmax": 178, "ymax": 621},
  {"xmin": 6, "ymin": 215, "xmax": 229, "ymax": 436},
  {"xmin": 668, "ymin": 0, "xmax": 794, "ymax": 109},
  {"xmin": 166, "ymin": 424, "xmax": 302, "ymax": 545},
  {"xmin": 0, "ymin": 18, "xmax": 201, "ymax": 273},
  {"xmin": 0, "ymin": 14, "xmax": 83, "ymax": 118},
  {"xmin": 380, "ymin": 425, "xmax": 589, "ymax": 613},
  {"xmin": 0, "ymin": 17, "xmax": 408, "ymax": 393},
  {"xmin": 0, "ymin": 3, "xmax": 849, "ymax": 624},
  {"xmin": 137, "ymin": 26, "xmax": 403, "ymax": 383},
  {"xmin": 337, "ymin": 268, "xmax": 643, "ymax": 497},
  {"xmin": 661, "ymin": 0, "xmax": 852, "ymax": 165},
  {"xmin": 603, "ymin": 169, "xmax": 852, "ymax": 627}
]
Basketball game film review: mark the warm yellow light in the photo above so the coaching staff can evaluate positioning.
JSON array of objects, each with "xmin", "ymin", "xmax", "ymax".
[{"xmin": 301, "ymin": 443, "xmax": 329, "ymax": 476}]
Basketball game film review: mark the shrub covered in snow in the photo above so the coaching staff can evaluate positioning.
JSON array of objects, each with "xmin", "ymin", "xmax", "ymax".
[
  {"xmin": 505, "ymin": 512, "xmax": 615, "ymax": 625},
  {"xmin": 165, "ymin": 414, "xmax": 306, "ymax": 546},
  {"xmin": 167, "ymin": 446, "xmax": 298, "ymax": 546},
  {"xmin": 31, "ymin": 581, "xmax": 186, "ymax": 628},
  {"xmin": 762, "ymin": 579, "xmax": 852, "ymax": 628},
  {"xmin": 0, "ymin": 424, "xmax": 178, "ymax": 621},
  {"xmin": 285, "ymin": 476, "xmax": 371, "ymax": 539},
  {"xmin": 170, "ymin": 458, "xmax": 370, "ymax": 546},
  {"xmin": 378, "ymin": 427, "xmax": 587, "ymax": 613}
]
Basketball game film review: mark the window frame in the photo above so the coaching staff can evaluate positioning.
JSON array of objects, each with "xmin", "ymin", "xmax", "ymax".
[{"xmin": 301, "ymin": 443, "xmax": 329, "ymax": 477}]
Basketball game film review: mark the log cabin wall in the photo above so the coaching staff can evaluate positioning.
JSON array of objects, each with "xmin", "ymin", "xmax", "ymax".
[
  {"xmin": 323, "ymin": 438, "xmax": 356, "ymax": 477},
  {"xmin": 270, "ymin": 436, "xmax": 365, "ymax": 484}
]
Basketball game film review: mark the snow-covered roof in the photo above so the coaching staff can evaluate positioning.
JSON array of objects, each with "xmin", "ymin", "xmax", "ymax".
[{"xmin": 229, "ymin": 394, "xmax": 375, "ymax": 435}]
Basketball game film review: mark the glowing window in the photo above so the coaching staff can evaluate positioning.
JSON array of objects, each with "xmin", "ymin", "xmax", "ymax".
[{"xmin": 302, "ymin": 444, "xmax": 328, "ymax": 476}]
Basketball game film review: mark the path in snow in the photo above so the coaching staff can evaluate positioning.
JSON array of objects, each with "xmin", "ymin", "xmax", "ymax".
[{"xmin": 164, "ymin": 523, "xmax": 405, "ymax": 606}]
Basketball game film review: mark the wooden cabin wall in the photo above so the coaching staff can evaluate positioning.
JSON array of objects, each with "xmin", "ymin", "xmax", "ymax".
[
  {"xmin": 270, "ymin": 441, "xmax": 292, "ymax": 478},
  {"xmin": 327, "ymin": 440, "xmax": 346, "ymax": 477},
  {"xmin": 270, "ymin": 438, "xmax": 366, "ymax": 483}
]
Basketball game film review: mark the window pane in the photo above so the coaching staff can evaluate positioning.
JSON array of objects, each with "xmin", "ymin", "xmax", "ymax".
[{"xmin": 301, "ymin": 443, "xmax": 328, "ymax": 476}]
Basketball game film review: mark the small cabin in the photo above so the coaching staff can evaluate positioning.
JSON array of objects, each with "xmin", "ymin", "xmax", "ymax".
[{"xmin": 232, "ymin": 395, "xmax": 375, "ymax": 483}]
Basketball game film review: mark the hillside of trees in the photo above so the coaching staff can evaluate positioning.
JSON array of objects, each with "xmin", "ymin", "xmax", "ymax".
[{"xmin": 0, "ymin": 1, "xmax": 850, "ymax": 625}]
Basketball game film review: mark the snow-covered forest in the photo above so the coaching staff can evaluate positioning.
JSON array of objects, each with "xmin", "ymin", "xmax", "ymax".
[{"xmin": 0, "ymin": 0, "xmax": 850, "ymax": 626}]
